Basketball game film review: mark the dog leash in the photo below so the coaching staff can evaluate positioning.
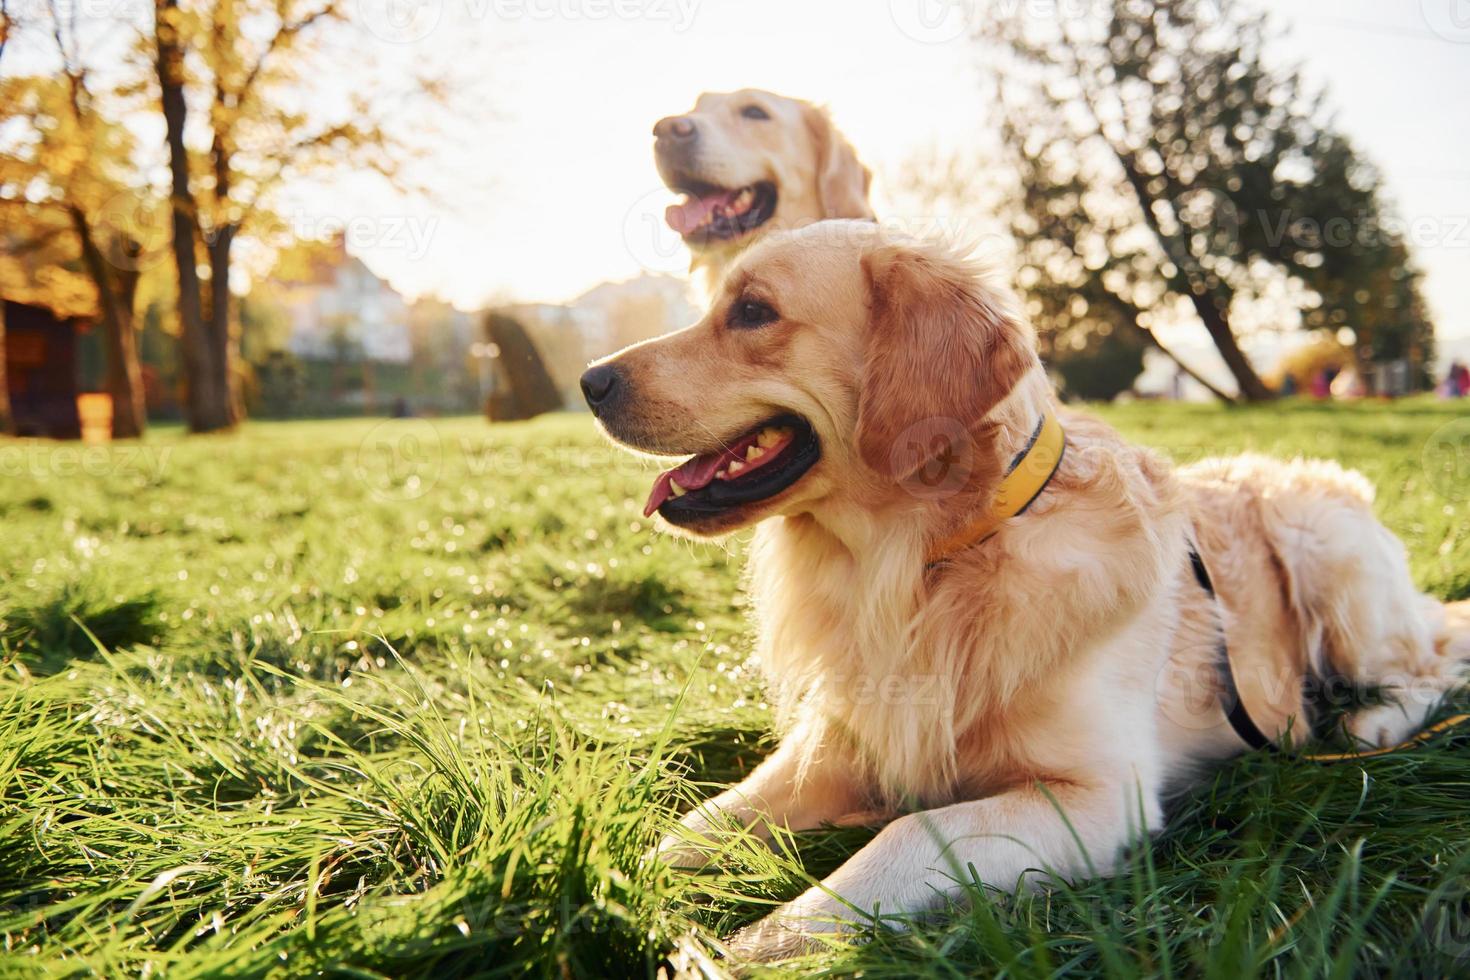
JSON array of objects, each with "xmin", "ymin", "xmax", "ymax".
[
  {"xmin": 926, "ymin": 432, "xmax": 1467, "ymax": 763},
  {"xmin": 1189, "ymin": 545, "xmax": 1276, "ymax": 752},
  {"xmin": 1189, "ymin": 540, "xmax": 1470, "ymax": 763}
]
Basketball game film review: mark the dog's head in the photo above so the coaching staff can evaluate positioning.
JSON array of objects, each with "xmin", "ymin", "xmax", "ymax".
[
  {"xmin": 654, "ymin": 90, "xmax": 874, "ymax": 271},
  {"xmin": 582, "ymin": 222, "xmax": 1039, "ymax": 536}
]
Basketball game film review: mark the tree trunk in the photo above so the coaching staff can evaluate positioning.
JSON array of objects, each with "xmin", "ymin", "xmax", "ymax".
[
  {"xmin": 482, "ymin": 313, "xmax": 562, "ymax": 420},
  {"xmin": 206, "ymin": 223, "xmax": 243, "ymax": 423},
  {"xmin": 0, "ymin": 299, "xmax": 10, "ymax": 436},
  {"xmin": 109, "ymin": 265, "xmax": 145, "ymax": 438},
  {"xmin": 206, "ymin": 37, "xmax": 245, "ymax": 427},
  {"xmin": 1130, "ymin": 323, "xmax": 1236, "ymax": 403},
  {"xmin": 1112, "ymin": 151, "xmax": 1275, "ymax": 402},
  {"xmin": 1184, "ymin": 293, "xmax": 1275, "ymax": 402},
  {"xmin": 71, "ymin": 207, "xmax": 147, "ymax": 438},
  {"xmin": 156, "ymin": 0, "xmax": 232, "ymax": 432}
]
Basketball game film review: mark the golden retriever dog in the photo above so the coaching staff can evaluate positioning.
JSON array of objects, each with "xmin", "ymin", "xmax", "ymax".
[
  {"xmin": 654, "ymin": 89, "xmax": 874, "ymax": 295},
  {"xmin": 579, "ymin": 222, "xmax": 1470, "ymax": 960}
]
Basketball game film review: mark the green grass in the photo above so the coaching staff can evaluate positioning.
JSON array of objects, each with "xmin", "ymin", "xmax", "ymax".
[{"xmin": 1, "ymin": 400, "xmax": 1469, "ymax": 978}]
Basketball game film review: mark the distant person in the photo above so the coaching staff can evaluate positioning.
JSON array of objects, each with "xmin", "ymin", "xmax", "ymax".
[
  {"xmin": 1309, "ymin": 368, "xmax": 1331, "ymax": 399},
  {"xmin": 1449, "ymin": 361, "xmax": 1469, "ymax": 398},
  {"xmin": 1280, "ymin": 373, "xmax": 1297, "ymax": 397},
  {"xmin": 391, "ymin": 397, "xmax": 412, "ymax": 418},
  {"xmin": 1330, "ymin": 366, "xmax": 1365, "ymax": 400}
]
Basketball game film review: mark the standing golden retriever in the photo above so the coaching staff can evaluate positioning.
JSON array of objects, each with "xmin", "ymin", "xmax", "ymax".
[
  {"xmin": 654, "ymin": 89, "xmax": 874, "ymax": 295},
  {"xmin": 580, "ymin": 222, "xmax": 1470, "ymax": 960}
]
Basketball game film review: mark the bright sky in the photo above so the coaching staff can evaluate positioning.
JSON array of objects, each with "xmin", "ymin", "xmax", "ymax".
[
  {"xmin": 323, "ymin": 0, "xmax": 1470, "ymax": 352},
  {"xmin": 7, "ymin": 0, "xmax": 1467, "ymax": 353}
]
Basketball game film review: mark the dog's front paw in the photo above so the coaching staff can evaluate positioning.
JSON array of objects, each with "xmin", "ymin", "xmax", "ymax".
[
  {"xmin": 725, "ymin": 916, "xmax": 824, "ymax": 963},
  {"xmin": 724, "ymin": 893, "xmax": 865, "ymax": 964},
  {"xmin": 651, "ymin": 831, "xmax": 718, "ymax": 870},
  {"xmin": 1344, "ymin": 702, "xmax": 1420, "ymax": 749}
]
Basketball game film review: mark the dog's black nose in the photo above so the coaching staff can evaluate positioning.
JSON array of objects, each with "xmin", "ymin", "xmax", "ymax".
[
  {"xmin": 653, "ymin": 115, "xmax": 697, "ymax": 144},
  {"xmin": 580, "ymin": 364, "xmax": 621, "ymax": 413}
]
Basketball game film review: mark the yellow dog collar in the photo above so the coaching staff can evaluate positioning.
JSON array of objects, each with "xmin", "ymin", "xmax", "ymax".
[{"xmin": 925, "ymin": 411, "xmax": 1066, "ymax": 565}]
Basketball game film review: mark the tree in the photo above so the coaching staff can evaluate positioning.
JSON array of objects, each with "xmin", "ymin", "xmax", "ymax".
[
  {"xmin": 146, "ymin": 0, "xmax": 443, "ymax": 432},
  {"xmin": 1029, "ymin": 272, "xmax": 1152, "ymax": 402},
  {"xmin": 0, "ymin": 0, "xmax": 10, "ymax": 432},
  {"xmin": 0, "ymin": 0, "xmax": 13, "ymax": 66},
  {"xmin": 483, "ymin": 312, "xmax": 563, "ymax": 422},
  {"xmin": 45, "ymin": 3, "xmax": 154, "ymax": 438},
  {"xmin": 154, "ymin": 0, "xmax": 225, "ymax": 432},
  {"xmin": 894, "ymin": 133, "xmax": 1229, "ymax": 401},
  {"xmin": 0, "ymin": 300, "xmax": 8, "ymax": 435},
  {"xmin": 0, "ymin": 39, "xmax": 154, "ymax": 439},
  {"xmin": 977, "ymin": 0, "xmax": 1433, "ymax": 401}
]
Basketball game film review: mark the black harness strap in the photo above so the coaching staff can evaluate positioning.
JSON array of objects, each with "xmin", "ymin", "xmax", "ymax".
[{"xmin": 1188, "ymin": 543, "xmax": 1275, "ymax": 752}]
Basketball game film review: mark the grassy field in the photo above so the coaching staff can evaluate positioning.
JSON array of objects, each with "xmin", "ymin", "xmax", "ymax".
[{"xmin": 2, "ymin": 401, "xmax": 1469, "ymax": 978}]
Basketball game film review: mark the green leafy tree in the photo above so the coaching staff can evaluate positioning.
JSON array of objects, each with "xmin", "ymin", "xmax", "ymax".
[{"xmin": 978, "ymin": 0, "xmax": 1433, "ymax": 400}]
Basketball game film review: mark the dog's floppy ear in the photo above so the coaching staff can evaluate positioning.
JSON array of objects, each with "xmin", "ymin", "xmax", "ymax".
[
  {"xmin": 856, "ymin": 242, "xmax": 1036, "ymax": 478},
  {"xmin": 803, "ymin": 103, "xmax": 874, "ymax": 220}
]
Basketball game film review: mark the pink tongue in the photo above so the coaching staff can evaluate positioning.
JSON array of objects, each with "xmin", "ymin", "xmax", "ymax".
[
  {"xmin": 665, "ymin": 189, "xmax": 738, "ymax": 235},
  {"xmin": 643, "ymin": 449, "xmax": 729, "ymax": 517}
]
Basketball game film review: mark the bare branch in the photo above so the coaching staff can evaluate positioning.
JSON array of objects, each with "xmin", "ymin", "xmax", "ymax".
[
  {"xmin": 236, "ymin": 0, "xmax": 340, "ymax": 110},
  {"xmin": 45, "ymin": 0, "xmax": 90, "ymax": 118}
]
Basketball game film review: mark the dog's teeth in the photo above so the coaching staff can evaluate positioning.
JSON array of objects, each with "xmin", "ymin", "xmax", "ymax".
[
  {"xmin": 670, "ymin": 483, "xmax": 686, "ymax": 497},
  {"xmin": 756, "ymin": 429, "xmax": 780, "ymax": 448},
  {"xmin": 746, "ymin": 446, "xmax": 762, "ymax": 461},
  {"xmin": 727, "ymin": 460, "xmax": 746, "ymax": 475}
]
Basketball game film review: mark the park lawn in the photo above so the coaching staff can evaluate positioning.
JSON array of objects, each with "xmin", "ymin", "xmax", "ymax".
[{"xmin": 1, "ymin": 400, "xmax": 1468, "ymax": 978}]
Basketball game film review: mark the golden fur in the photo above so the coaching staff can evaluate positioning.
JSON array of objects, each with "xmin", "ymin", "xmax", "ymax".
[
  {"xmin": 587, "ymin": 222, "xmax": 1470, "ymax": 960},
  {"xmin": 654, "ymin": 89, "xmax": 874, "ymax": 295}
]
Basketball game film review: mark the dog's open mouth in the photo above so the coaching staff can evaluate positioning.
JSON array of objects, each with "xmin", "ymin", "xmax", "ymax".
[
  {"xmin": 665, "ymin": 181, "xmax": 777, "ymax": 243},
  {"xmin": 643, "ymin": 414, "xmax": 820, "ymax": 523}
]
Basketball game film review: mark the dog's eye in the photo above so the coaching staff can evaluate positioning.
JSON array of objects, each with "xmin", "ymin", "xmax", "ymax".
[
  {"xmin": 730, "ymin": 298, "xmax": 779, "ymax": 328},
  {"xmin": 740, "ymin": 104, "xmax": 770, "ymax": 121}
]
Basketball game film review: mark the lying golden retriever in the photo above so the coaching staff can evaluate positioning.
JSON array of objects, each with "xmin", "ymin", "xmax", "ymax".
[
  {"xmin": 654, "ymin": 89, "xmax": 874, "ymax": 295},
  {"xmin": 580, "ymin": 222, "xmax": 1470, "ymax": 960}
]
